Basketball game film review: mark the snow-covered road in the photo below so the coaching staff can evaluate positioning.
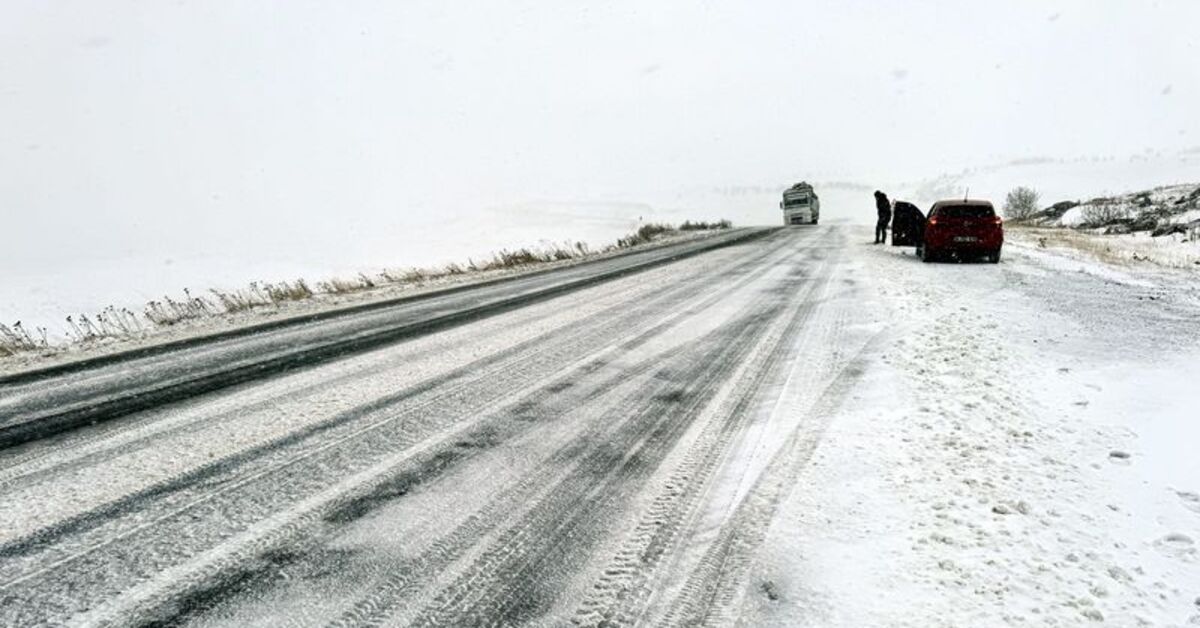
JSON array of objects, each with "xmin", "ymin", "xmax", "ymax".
[{"xmin": 1, "ymin": 226, "xmax": 1197, "ymax": 627}]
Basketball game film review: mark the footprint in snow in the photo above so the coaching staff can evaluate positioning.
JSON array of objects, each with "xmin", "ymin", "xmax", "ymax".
[
  {"xmin": 1178, "ymin": 491, "xmax": 1200, "ymax": 514},
  {"xmin": 1153, "ymin": 533, "xmax": 1196, "ymax": 558},
  {"xmin": 760, "ymin": 580, "xmax": 781, "ymax": 602},
  {"xmin": 1108, "ymin": 450, "xmax": 1132, "ymax": 465}
]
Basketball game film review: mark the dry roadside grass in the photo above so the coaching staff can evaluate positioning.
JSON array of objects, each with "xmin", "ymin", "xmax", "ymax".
[{"xmin": 1007, "ymin": 225, "xmax": 1200, "ymax": 270}]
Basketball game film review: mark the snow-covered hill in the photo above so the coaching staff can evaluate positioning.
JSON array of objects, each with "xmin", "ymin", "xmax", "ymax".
[{"xmin": 1024, "ymin": 182, "xmax": 1200, "ymax": 234}]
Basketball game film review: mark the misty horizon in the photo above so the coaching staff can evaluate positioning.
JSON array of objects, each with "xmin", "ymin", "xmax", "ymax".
[{"xmin": 3, "ymin": 1, "xmax": 1198, "ymax": 325}]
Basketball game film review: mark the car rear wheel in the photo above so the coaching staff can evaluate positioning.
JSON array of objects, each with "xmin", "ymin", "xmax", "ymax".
[{"xmin": 987, "ymin": 249, "xmax": 1001, "ymax": 264}]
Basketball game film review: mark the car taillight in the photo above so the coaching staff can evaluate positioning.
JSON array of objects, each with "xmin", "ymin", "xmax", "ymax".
[
  {"xmin": 927, "ymin": 218, "xmax": 938, "ymax": 226},
  {"xmin": 992, "ymin": 216, "xmax": 1003, "ymax": 225}
]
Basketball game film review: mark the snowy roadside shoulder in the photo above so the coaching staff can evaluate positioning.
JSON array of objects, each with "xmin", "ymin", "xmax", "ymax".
[
  {"xmin": 0, "ymin": 225, "xmax": 732, "ymax": 377},
  {"xmin": 1004, "ymin": 227, "xmax": 1200, "ymax": 316},
  {"xmin": 744, "ymin": 231, "xmax": 1200, "ymax": 627}
]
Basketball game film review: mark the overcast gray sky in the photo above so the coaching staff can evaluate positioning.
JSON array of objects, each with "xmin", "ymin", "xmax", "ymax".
[{"xmin": 2, "ymin": 1, "xmax": 1198, "ymax": 282}]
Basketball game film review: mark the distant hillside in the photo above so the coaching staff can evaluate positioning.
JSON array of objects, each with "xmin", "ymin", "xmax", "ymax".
[{"xmin": 1023, "ymin": 183, "xmax": 1200, "ymax": 236}]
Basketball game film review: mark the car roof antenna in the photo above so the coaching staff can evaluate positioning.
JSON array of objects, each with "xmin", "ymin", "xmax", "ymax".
[{"xmin": 964, "ymin": 187, "xmax": 969, "ymax": 202}]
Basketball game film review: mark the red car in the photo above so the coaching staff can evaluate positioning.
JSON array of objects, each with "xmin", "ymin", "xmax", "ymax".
[{"xmin": 919, "ymin": 200, "xmax": 1004, "ymax": 263}]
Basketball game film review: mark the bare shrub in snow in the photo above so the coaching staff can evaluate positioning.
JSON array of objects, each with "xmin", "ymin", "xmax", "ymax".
[
  {"xmin": 265, "ymin": 279, "xmax": 315, "ymax": 302},
  {"xmin": 679, "ymin": 219, "xmax": 733, "ymax": 231},
  {"xmin": 0, "ymin": 321, "xmax": 48, "ymax": 356},
  {"xmin": 66, "ymin": 307, "xmax": 146, "ymax": 342},
  {"xmin": 402, "ymin": 267, "xmax": 429, "ymax": 282},
  {"xmin": 145, "ymin": 290, "xmax": 216, "ymax": 326},
  {"xmin": 208, "ymin": 287, "xmax": 269, "ymax": 315},
  {"xmin": 489, "ymin": 248, "xmax": 547, "ymax": 268},
  {"xmin": 94, "ymin": 306, "xmax": 144, "ymax": 336},
  {"xmin": 1081, "ymin": 200, "xmax": 1129, "ymax": 226},
  {"xmin": 616, "ymin": 223, "xmax": 676, "ymax": 248},
  {"xmin": 318, "ymin": 277, "xmax": 368, "ymax": 295},
  {"xmin": 1003, "ymin": 186, "xmax": 1040, "ymax": 220}
]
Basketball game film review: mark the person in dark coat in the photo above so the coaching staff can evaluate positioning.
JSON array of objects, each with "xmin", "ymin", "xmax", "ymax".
[{"xmin": 874, "ymin": 190, "xmax": 892, "ymax": 244}]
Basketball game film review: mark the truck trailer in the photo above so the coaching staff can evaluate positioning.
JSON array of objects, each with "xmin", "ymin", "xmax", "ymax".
[{"xmin": 780, "ymin": 182, "xmax": 819, "ymax": 225}]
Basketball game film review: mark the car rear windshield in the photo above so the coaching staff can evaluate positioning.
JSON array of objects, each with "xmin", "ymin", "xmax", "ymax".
[{"xmin": 935, "ymin": 205, "xmax": 994, "ymax": 218}]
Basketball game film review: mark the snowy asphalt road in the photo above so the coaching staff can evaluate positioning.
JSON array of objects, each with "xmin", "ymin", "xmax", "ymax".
[
  {"xmin": 1, "ymin": 226, "xmax": 881, "ymax": 627},
  {"xmin": 3, "ymin": 225, "xmax": 1197, "ymax": 627},
  {"xmin": 0, "ymin": 227, "xmax": 768, "ymax": 449}
]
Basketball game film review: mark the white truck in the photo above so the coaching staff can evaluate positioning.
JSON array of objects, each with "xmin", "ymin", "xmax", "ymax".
[{"xmin": 780, "ymin": 182, "xmax": 820, "ymax": 225}]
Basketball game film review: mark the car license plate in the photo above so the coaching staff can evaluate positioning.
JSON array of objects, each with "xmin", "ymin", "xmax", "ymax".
[{"xmin": 953, "ymin": 236, "xmax": 978, "ymax": 242}]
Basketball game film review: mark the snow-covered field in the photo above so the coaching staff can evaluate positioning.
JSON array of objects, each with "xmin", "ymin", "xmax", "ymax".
[{"xmin": 0, "ymin": 202, "xmax": 672, "ymax": 333}]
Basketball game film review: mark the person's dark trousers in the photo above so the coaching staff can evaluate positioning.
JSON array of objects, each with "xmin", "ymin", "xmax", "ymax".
[{"xmin": 875, "ymin": 220, "xmax": 889, "ymax": 243}]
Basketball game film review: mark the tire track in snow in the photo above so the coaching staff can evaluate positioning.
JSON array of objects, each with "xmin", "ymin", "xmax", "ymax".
[
  {"xmin": 651, "ymin": 319, "xmax": 883, "ymax": 627},
  {"xmin": 402, "ymin": 313, "xmax": 782, "ymax": 627},
  {"xmin": 570, "ymin": 250, "xmax": 841, "ymax": 627},
  {"xmin": 327, "ymin": 248, "xmax": 834, "ymax": 628}
]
